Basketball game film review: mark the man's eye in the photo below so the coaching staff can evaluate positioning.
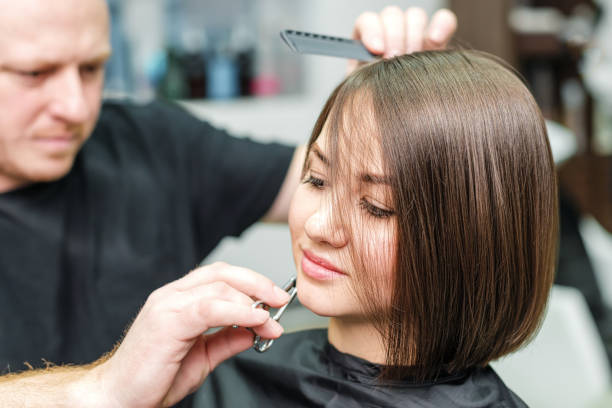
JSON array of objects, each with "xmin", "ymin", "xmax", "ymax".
[
  {"xmin": 16, "ymin": 68, "xmax": 54, "ymax": 83},
  {"xmin": 80, "ymin": 64, "xmax": 103, "ymax": 75},
  {"xmin": 20, "ymin": 70, "xmax": 47, "ymax": 77}
]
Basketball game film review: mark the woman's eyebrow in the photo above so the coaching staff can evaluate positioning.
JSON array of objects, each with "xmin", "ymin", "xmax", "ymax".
[
  {"xmin": 310, "ymin": 145, "xmax": 389, "ymax": 183},
  {"xmin": 361, "ymin": 173, "xmax": 391, "ymax": 185},
  {"xmin": 310, "ymin": 145, "xmax": 329, "ymax": 166}
]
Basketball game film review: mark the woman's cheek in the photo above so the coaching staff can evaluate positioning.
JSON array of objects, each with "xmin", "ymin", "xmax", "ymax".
[
  {"xmin": 360, "ymin": 224, "xmax": 397, "ymax": 282},
  {"xmin": 288, "ymin": 188, "xmax": 303, "ymax": 235}
]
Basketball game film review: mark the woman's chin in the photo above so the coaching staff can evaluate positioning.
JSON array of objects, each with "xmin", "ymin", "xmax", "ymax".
[{"xmin": 296, "ymin": 287, "xmax": 338, "ymax": 318}]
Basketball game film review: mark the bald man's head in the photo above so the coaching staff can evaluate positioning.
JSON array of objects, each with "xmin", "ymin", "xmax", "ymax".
[
  {"xmin": 0, "ymin": 0, "xmax": 112, "ymax": 191},
  {"xmin": 0, "ymin": 0, "xmax": 110, "ymax": 33}
]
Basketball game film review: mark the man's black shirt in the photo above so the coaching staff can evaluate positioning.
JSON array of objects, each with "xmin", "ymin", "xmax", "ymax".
[{"xmin": 0, "ymin": 100, "xmax": 293, "ymax": 378}]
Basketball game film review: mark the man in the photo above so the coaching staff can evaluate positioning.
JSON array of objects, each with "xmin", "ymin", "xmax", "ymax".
[{"xmin": 0, "ymin": 0, "xmax": 456, "ymax": 406}]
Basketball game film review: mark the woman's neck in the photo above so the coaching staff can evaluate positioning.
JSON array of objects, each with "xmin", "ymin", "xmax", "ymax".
[{"xmin": 327, "ymin": 317, "xmax": 387, "ymax": 364}]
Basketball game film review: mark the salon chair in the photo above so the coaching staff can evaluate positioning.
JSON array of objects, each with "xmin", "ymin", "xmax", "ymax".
[{"xmin": 492, "ymin": 285, "xmax": 612, "ymax": 408}]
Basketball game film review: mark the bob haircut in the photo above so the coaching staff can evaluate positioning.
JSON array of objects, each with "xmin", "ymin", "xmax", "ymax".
[{"xmin": 304, "ymin": 50, "xmax": 558, "ymax": 381}]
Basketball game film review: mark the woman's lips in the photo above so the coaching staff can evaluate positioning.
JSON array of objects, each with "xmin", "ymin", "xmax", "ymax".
[{"xmin": 301, "ymin": 249, "xmax": 346, "ymax": 281}]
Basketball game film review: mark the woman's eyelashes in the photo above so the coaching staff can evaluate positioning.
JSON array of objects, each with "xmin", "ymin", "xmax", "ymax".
[
  {"xmin": 360, "ymin": 199, "xmax": 395, "ymax": 219},
  {"xmin": 303, "ymin": 172, "xmax": 395, "ymax": 219},
  {"xmin": 303, "ymin": 174, "xmax": 325, "ymax": 189}
]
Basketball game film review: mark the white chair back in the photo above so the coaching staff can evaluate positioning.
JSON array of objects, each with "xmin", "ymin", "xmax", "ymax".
[{"xmin": 492, "ymin": 285, "xmax": 611, "ymax": 408}]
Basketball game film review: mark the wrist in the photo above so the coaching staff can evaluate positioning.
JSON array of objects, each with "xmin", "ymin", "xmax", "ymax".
[{"xmin": 66, "ymin": 363, "xmax": 117, "ymax": 408}]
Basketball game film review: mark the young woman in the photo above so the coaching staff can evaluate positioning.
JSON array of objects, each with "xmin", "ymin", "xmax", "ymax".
[{"xmin": 197, "ymin": 49, "xmax": 558, "ymax": 407}]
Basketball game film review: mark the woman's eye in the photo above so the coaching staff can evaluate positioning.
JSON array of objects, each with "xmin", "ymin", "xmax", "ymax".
[
  {"xmin": 360, "ymin": 199, "xmax": 395, "ymax": 219},
  {"xmin": 303, "ymin": 175, "xmax": 325, "ymax": 189}
]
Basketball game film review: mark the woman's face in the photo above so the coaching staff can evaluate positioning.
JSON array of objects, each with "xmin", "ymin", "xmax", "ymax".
[{"xmin": 289, "ymin": 126, "xmax": 397, "ymax": 318}]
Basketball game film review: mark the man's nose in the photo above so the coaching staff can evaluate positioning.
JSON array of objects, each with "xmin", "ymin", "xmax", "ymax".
[
  {"xmin": 304, "ymin": 202, "xmax": 348, "ymax": 248},
  {"xmin": 48, "ymin": 67, "xmax": 90, "ymax": 124}
]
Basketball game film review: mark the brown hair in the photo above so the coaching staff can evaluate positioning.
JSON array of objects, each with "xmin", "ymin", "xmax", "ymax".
[{"xmin": 305, "ymin": 50, "xmax": 558, "ymax": 381}]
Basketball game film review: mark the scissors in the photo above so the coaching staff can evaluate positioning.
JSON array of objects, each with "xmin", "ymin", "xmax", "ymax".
[{"xmin": 246, "ymin": 276, "xmax": 298, "ymax": 353}]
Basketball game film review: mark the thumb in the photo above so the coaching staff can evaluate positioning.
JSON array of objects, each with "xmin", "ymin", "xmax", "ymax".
[
  {"xmin": 204, "ymin": 327, "xmax": 255, "ymax": 372},
  {"xmin": 162, "ymin": 327, "xmax": 254, "ymax": 406}
]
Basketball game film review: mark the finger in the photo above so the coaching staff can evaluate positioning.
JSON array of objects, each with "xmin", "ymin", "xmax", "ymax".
[
  {"xmin": 380, "ymin": 6, "xmax": 405, "ymax": 58},
  {"xmin": 177, "ymin": 299, "xmax": 271, "ymax": 339},
  {"xmin": 204, "ymin": 327, "xmax": 257, "ymax": 371},
  {"xmin": 184, "ymin": 281, "xmax": 284, "ymax": 337},
  {"xmin": 247, "ymin": 314, "xmax": 284, "ymax": 339},
  {"xmin": 201, "ymin": 300, "xmax": 271, "ymax": 329},
  {"xmin": 174, "ymin": 262, "xmax": 291, "ymax": 307},
  {"xmin": 162, "ymin": 329, "xmax": 254, "ymax": 406},
  {"xmin": 186, "ymin": 282, "xmax": 286, "ymax": 338},
  {"xmin": 346, "ymin": 59, "xmax": 359, "ymax": 75},
  {"xmin": 143, "ymin": 280, "xmax": 257, "ymax": 330},
  {"xmin": 186, "ymin": 281, "xmax": 256, "ymax": 309},
  {"xmin": 423, "ymin": 9, "xmax": 458, "ymax": 50},
  {"xmin": 352, "ymin": 11, "xmax": 384, "ymax": 54},
  {"xmin": 405, "ymin": 7, "xmax": 428, "ymax": 54}
]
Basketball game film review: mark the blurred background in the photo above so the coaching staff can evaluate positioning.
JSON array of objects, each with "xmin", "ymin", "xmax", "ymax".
[{"xmin": 104, "ymin": 1, "xmax": 612, "ymax": 406}]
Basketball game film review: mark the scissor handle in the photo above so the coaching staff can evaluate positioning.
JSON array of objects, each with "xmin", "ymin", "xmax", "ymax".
[{"xmin": 250, "ymin": 276, "xmax": 297, "ymax": 353}]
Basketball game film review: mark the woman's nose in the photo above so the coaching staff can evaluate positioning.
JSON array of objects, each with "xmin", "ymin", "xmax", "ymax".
[{"xmin": 304, "ymin": 203, "xmax": 348, "ymax": 248}]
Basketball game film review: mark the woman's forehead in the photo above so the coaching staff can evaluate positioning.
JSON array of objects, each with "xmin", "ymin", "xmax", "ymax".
[
  {"xmin": 319, "ymin": 103, "xmax": 381, "ymax": 147},
  {"xmin": 312, "ymin": 125, "xmax": 386, "ymax": 178}
]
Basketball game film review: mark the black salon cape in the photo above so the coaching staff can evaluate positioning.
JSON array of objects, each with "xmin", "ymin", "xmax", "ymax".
[{"xmin": 196, "ymin": 329, "xmax": 527, "ymax": 407}]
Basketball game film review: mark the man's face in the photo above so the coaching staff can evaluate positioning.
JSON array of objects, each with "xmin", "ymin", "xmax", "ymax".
[{"xmin": 0, "ymin": 0, "xmax": 111, "ymax": 191}]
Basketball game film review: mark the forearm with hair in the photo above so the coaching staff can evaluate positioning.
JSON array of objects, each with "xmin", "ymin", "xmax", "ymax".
[{"xmin": 0, "ymin": 349, "xmax": 116, "ymax": 408}]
